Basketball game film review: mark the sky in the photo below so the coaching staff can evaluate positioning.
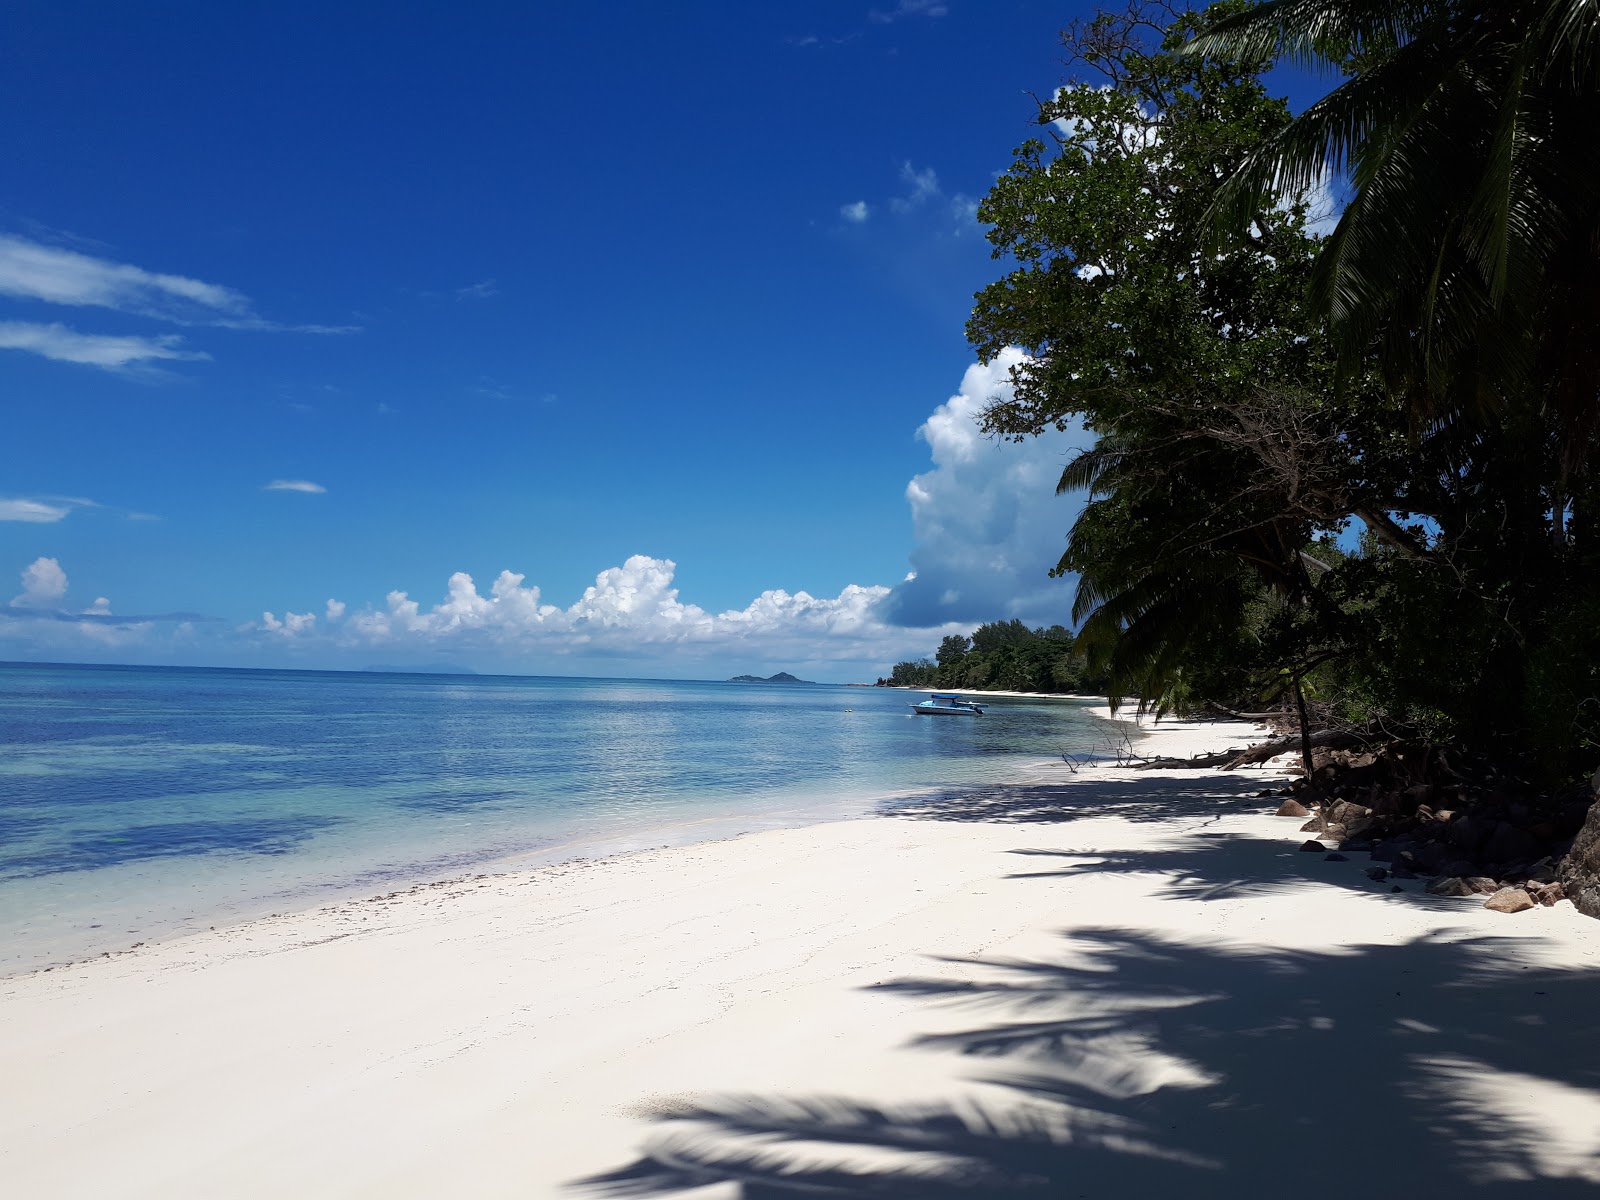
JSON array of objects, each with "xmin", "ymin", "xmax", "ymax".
[{"xmin": 0, "ymin": 1, "xmax": 1326, "ymax": 682}]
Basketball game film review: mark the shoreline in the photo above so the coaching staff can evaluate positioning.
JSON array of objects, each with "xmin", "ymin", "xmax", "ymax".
[
  {"xmin": 4, "ymin": 713, "xmax": 1597, "ymax": 1196},
  {"xmin": 1, "ymin": 695, "xmax": 1135, "ymax": 980}
]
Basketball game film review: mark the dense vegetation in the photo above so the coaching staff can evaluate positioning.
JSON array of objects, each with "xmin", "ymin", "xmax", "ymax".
[
  {"xmin": 877, "ymin": 620, "xmax": 1110, "ymax": 693},
  {"xmin": 954, "ymin": 0, "xmax": 1600, "ymax": 784}
]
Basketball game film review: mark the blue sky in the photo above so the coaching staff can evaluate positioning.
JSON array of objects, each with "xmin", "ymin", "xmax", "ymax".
[{"xmin": 0, "ymin": 1, "xmax": 1325, "ymax": 681}]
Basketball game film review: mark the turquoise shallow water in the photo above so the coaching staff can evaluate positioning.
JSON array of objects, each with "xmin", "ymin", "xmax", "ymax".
[{"xmin": 0, "ymin": 662, "xmax": 1109, "ymax": 972}]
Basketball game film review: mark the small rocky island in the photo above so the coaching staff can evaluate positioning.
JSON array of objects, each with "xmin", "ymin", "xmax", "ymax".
[{"xmin": 728, "ymin": 672, "xmax": 815, "ymax": 684}]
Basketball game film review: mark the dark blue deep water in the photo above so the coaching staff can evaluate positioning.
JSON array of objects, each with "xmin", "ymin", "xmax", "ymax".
[{"xmin": 0, "ymin": 662, "xmax": 1107, "ymax": 971}]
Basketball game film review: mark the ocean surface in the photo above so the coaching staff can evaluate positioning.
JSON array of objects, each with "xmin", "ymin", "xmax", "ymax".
[{"xmin": 0, "ymin": 662, "xmax": 1113, "ymax": 973}]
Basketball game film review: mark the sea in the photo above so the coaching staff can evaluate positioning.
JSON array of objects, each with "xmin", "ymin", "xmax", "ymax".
[{"xmin": 0, "ymin": 662, "xmax": 1113, "ymax": 974}]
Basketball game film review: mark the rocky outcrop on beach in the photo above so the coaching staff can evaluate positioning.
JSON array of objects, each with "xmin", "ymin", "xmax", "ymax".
[
  {"xmin": 1559, "ymin": 778, "xmax": 1600, "ymax": 919},
  {"xmin": 1266, "ymin": 741, "xmax": 1595, "ymax": 916}
]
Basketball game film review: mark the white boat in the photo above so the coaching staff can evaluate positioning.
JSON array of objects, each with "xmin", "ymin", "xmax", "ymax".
[{"xmin": 909, "ymin": 692, "xmax": 986, "ymax": 716}]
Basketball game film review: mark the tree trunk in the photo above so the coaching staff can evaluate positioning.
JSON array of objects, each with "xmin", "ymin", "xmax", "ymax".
[{"xmin": 1293, "ymin": 674, "xmax": 1314, "ymax": 778}]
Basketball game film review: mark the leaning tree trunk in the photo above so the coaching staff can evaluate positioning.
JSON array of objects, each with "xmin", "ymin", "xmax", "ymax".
[{"xmin": 1293, "ymin": 674, "xmax": 1314, "ymax": 779}]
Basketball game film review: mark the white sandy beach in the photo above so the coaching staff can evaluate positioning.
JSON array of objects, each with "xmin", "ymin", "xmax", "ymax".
[{"xmin": 4, "ymin": 712, "xmax": 1599, "ymax": 1198}]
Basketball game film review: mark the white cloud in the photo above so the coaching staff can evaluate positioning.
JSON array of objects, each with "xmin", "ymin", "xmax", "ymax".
[
  {"xmin": 12, "ymin": 557, "xmax": 68, "ymax": 608},
  {"xmin": 0, "ymin": 233, "xmax": 252, "ymax": 322},
  {"xmin": 1286, "ymin": 173, "xmax": 1342, "ymax": 238},
  {"xmin": 0, "ymin": 558, "xmax": 202, "ymax": 655},
  {"xmin": 264, "ymin": 479, "xmax": 327, "ymax": 494},
  {"xmin": 0, "ymin": 321, "xmax": 210, "ymax": 371},
  {"xmin": 869, "ymin": 163, "xmax": 977, "ymax": 233},
  {"xmin": 0, "ymin": 495, "xmax": 100, "ymax": 523},
  {"xmin": 232, "ymin": 355, "xmax": 1089, "ymax": 672},
  {"xmin": 890, "ymin": 162, "xmax": 942, "ymax": 213},
  {"xmin": 454, "ymin": 279, "xmax": 499, "ymax": 301},
  {"xmin": 0, "ymin": 498, "xmax": 70, "ymax": 522},
  {"xmin": 880, "ymin": 347, "xmax": 1090, "ymax": 627},
  {"xmin": 870, "ymin": 0, "xmax": 949, "ymax": 24},
  {"xmin": 840, "ymin": 200, "xmax": 870, "ymax": 223},
  {"xmin": 251, "ymin": 556, "xmax": 957, "ymax": 674},
  {"xmin": 0, "ymin": 233, "xmax": 357, "ymax": 344},
  {"xmin": 259, "ymin": 610, "xmax": 317, "ymax": 638}
]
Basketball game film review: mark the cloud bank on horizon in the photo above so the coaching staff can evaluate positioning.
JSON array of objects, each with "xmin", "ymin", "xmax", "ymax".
[{"xmin": 3, "ymin": 350, "xmax": 1089, "ymax": 674}]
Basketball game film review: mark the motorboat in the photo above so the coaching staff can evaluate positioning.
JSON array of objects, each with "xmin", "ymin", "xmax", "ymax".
[{"xmin": 909, "ymin": 692, "xmax": 986, "ymax": 716}]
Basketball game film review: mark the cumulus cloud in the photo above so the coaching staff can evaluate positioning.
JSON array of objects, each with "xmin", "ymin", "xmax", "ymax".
[
  {"xmin": 0, "ymin": 558, "xmax": 154, "ymax": 651},
  {"xmin": 260, "ymin": 610, "xmax": 317, "ymax": 637},
  {"xmin": 12, "ymin": 557, "xmax": 68, "ymax": 608},
  {"xmin": 0, "ymin": 321, "xmax": 210, "ymax": 371},
  {"xmin": 880, "ymin": 347, "xmax": 1091, "ymax": 628},
  {"xmin": 264, "ymin": 479, "xmax": 327, "ymax": 494},
  {"xmin": 248, "ymin": 555, "xmax": 954, "ymax": 673},
  {"xmin": 840, "ymin": 201, "xmax": 870, "ymax": 223}
]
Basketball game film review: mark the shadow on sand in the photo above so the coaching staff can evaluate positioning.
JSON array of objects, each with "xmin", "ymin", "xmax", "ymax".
[
  {"xmin": 885, "ymin": 771, "xmax": 1275, "ymax": 825},
  {"xmin": 574, "ymin": 778, "xmax": 1600, "ymax": 1198}
]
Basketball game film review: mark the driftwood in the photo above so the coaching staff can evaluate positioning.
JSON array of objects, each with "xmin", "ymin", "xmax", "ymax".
[
  {"xmin": 1220, "ymin": 728, "xmax": 1371, "ymax": 769},
  {"xmin": 1127, "ymin": 724, "xmax": 1386, "ymax": 772},
  {"xmin": 1133, "ymin": 748, "xmax": 1247, "ymax": 770}
]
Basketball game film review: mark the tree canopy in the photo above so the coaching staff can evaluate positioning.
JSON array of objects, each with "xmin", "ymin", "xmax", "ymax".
[{"xmin": 962, "ymin": 0, "xmax": 1600, "ymax": 777}]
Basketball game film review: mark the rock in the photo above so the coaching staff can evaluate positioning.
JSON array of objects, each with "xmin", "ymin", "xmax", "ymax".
[
  {"xmin": 1483, "ymin": 822, "xmax": 1542, "ymax": 866},
  {"xmin": 1441, "ymin": 860, "xmax": 1479, "ymax": 878},
  {"xmin": 1412, "ymin": 842, "xmax": 1456, "ymax": 876},
  {"xmin": 1299, "ymin": 840, "xmax": 1326, "ymax": 852},
  {"xmin": 1445, "ymin": 814, "xmax": 1493, "ymax": 853},
  {"xmin": 1537, "ymin": 882, "xmax": 1566, "ymax": 906},
  {"xmin": 1404, "ymin": 783, "xmax": 1435, "ymax": 806},
  {"xmin": 1390, "ymin": 884, "xmax": 1404, "ymax": 893},
  {"xmin": 1329, "ymin": 800, "xmax": 1372, "ymax": 825},
  {"xmin": 1324, "ymin": 852, "xmax": 1348, "ymax": 862},
  {"xmin": 1371, "ymin": 839, "xmax": 1411, "ymax": 864},
  {"xmin": 1276, "ymin": 798, "xmax": 1311, "ymax": 818},
  {"xmin": 1300, "ymin": 817, "xmax": 1324, "ymax": 833},
  {"xmin": 1364, "ymin": 866, "xmax": 1389, "ymax": 881},
  {"xmin": 1389, "ymin": 865, "xmax": 1418, "ymax": 880},
  {"xmin": 1341, "ymin": 838, "xmax": 1375, "ymax": 853},
  {"xmin": 1425, "ymin": 876, "xmax": 1477, "ymax": 898},
  {"xmin": 1484, "ymin": 887, "xmax": 1536, "ymax": 914},
  {"xmin": 1465, "ymin": 876, "xmax": 1499, "ymax": 894},
  {"xmin": 1526, "ymin": 856, "xmax": 1560, "ymax": 884}
]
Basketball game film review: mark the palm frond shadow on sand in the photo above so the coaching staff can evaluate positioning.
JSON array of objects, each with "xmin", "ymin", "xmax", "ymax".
[
  {"xmin": 575, "ymin": 900, "xmax": 1600, "ymax": 1196},
  {"xmin": 886, "ymin": 771, "xmax": 1275, "ymax": 824}
]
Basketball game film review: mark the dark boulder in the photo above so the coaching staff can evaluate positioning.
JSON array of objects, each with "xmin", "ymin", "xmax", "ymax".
[
  {"xmin": 1558, "ymin": 794, "xmax": 1600, "ymax": 920},
  {"xmin": 1483, "ymin": 821, "xmax": 1542, "ymax": 867}
]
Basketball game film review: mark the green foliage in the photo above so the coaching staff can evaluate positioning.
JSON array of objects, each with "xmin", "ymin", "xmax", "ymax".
[
  {"xmin": 1190, "ymin": 0, "xmax": 1600, "ymax": 475},
  {"xmin": 960, "ymin": 0, "xmax": 1600, "ymax": 782},
  {"xmin": 881, "ymin": 621, "xmax": 1107, "ymax": 694}
]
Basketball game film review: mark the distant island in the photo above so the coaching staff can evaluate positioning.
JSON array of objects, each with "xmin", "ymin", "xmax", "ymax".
[{"xmin": 728, "ymin": 672, "xmax": 815, "ymax": 684}]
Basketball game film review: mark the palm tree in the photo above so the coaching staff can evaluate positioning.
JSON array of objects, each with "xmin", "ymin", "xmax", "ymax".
[{"xmin": 1188, "ymin": 1, "xmax": 1600, "ymax": 490}]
